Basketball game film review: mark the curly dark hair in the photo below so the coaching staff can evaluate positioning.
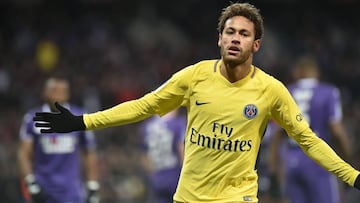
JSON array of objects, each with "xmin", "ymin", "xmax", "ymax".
[{"xmin": 217, "ymin": 2, "xmax": 264, "ymax": 40}]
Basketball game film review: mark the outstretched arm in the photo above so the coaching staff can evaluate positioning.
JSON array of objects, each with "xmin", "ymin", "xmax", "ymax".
[
  {"xmin": 269, "ymin": 79, "xmax": 360, "ymax": 190},
  {"xmin": 33, "ymin": 65, "xmax": 193, "ymax": 134},
  {"xmin": 293, "ymin": 127, "xmax": 360, "ymax": 189}
]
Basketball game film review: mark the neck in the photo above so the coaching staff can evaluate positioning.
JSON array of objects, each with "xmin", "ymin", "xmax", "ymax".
[{"xmin": 220, "ymin": 60, "xmax": 252, "ymax": 83}]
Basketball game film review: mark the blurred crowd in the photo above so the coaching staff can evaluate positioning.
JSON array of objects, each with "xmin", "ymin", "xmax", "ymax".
[{"xmin": 0, "ymin": 0, "xmax": 359, "ymax": 202}]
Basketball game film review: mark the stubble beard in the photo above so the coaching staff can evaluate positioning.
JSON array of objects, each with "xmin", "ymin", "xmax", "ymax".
[{"xmin": 221, "ymin": 47, "xmax": 252, "ymax": 68}]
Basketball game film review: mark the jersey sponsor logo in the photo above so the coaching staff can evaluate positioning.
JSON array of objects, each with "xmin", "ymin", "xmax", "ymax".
[
  {"xmin": 195, "ymin": 100, "xmax": 210, "ymax": 105},
  {"xmin": 213, "ymin": 122, "xmax": 233, "ymax": 137},
  {"xmin": 243, "ymin": 104, "xmax": 258, "ymax": 119},
  {"xmin": 190, "ymin": 127, "xmax": 252, "ymax": 152},
  {"xmin": 40, "ymin": 134, "xmax": 76, "ymax": 154}
]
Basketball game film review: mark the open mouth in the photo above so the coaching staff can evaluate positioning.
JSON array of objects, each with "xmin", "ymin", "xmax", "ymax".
[{"xmin": 227, "ymin": 46, "xmax": 240, "ymax": 55}]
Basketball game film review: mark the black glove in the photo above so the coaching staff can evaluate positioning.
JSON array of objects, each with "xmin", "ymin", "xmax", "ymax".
[
  {"xmin": 33, "ymin": 102, "xmax": 86, "ymax": 133},
  {"xmin": 355, "ymin": 174, "xmax": 360, "ymax": 190},
  {"xmin": 86, "ymin": 181, "xmax": 100, "ymax": 203},
  {"xmin": 25, "ymin": 174, "xmax": 47, "ymax": 203}
]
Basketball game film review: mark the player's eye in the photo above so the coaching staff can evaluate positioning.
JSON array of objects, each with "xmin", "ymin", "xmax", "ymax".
[
  {"xmin": 240, "ymin": 31, "xmax": 250, "ymax": 37},
  {"xmin": 224, "ymin": 28, "xmax": 235, "ymax": 35}
]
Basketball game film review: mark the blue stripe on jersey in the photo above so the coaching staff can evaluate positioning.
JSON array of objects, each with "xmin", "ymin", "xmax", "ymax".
[{"xmin": 213, "ymin": 60, "xmax": 220, "ymax": 72}]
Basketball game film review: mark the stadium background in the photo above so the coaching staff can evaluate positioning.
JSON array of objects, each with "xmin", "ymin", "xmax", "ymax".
[{"xmin": 0, "ymin": 0, "xmax": 359, "ymax": 202}]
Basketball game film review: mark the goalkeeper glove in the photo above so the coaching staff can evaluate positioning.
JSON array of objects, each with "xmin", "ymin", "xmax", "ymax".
[
  {"xmin": 25, "ymin": 174, "xmax": 47, "ymax": 203},
  {"xmin": 86, "ymin": 181, "xmax": 100, "ymax": 203},
  {"xmin": 355, "ymin": 174, "xmax": 360, "ymax": 190},
  {"xmin": 33, "ymin": 102, "xmax": 86, "ymax": 133}
]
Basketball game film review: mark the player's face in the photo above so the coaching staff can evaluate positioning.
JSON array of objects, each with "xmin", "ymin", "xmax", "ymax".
[
  {"xmin": 44, "ymin": 80, "xmax": 69, "ymax": 107},
  {"xmin": 218, "ymin": 16, "xmax": 260, "ymax": 65}
]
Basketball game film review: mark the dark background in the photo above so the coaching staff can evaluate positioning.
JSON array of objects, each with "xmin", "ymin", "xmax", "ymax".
[{"xmin": 0, "ymin": 0, "xmax": 359, "ymax": 202}]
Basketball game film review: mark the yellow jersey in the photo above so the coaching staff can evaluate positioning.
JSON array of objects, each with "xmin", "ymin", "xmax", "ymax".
[{"xmin": 84, "ymin": 59, "xmax": 359, "ymax": 203}]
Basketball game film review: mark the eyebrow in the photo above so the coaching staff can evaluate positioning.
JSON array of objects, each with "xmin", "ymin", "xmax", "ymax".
[{"xmin": 225, "ymin": 26, "xmax": 251, "ymax": 33}]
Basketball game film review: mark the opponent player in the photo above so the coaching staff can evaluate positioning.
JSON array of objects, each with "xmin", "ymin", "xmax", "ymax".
[
  {"xmin": 18, "ymin": 77, "xmax": 100, "ymax": 203},
  {"xmin": 257, "ymin": 120, "xmax": 285, "ymax": 203},
  {"xmin": 269, "ymin": 57, "xmax": 352, "ymax": 203},
  {"xmin": 139, "ymin": 109, "xmax": 186, "ymax": 203},
  {"xmin": 33, "ymin": 3, "xmax": 360, "ymax": 203}
]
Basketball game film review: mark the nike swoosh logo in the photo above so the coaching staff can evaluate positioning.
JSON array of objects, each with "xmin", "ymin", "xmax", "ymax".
[{"xmin": 195, "ymin": 101, "xmax": 210, "ymax": 105}]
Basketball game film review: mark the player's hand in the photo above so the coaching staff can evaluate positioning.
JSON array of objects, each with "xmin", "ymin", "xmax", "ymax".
[
  {"xmin": 86, "ymin": 181, "xmax": 100, "ymax": 203},
  {"xmin": 25, "ymin": 174, "xmax": 47, "ymax": 203},
  {"xmin": 33, "ymin": 102, "xmax": 86, "ymax": 133}
]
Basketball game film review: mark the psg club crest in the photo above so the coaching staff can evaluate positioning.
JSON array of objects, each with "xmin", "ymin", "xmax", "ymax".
[{"xmin": 243, "ymin": 104, "xmax": 258, "ymax": 119}]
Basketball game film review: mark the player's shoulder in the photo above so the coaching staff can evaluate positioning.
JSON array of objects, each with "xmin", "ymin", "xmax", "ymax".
[
  {"xmin": 293, "ymin": 80, "xmax": 339, "ymax": 94},
  {"xmin": 174, "ymin": 59, "xmax": 219, "ymax": 81},
  {"xmin": 25, "ymin": 105, "xmax": 43, "ymax": 117},
  {"xmin": 192, "ymin": 59, "xmax": 220, "ymax": 73},
  {"xmin": 21, "ymin": 105, "xmax": 45, "ymax": 124},
  {"xmin": 252, "ymin": 66, "xmax": 284, "ymax": 88},
  {"xmin": 318, "ymin": 82, "xmax": 341, "ymax": 97},
  {"xmin": 318, "ymin": 81, "xmax": 338, "ymax": 90},
  {"xmin": 68, "ymin": 104, "xmax": 86, "ymax": 114},
  {"xmin": 194, "ymin": 59, "xmax": 220, "ymax": 67},
  {"xmin": 253, "ymin": 66, "xmax": 272, "ymax": 78}
]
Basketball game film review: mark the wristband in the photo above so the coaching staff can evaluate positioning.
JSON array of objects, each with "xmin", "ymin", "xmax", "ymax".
[
  {"xmin": 25, "ymin": 174, "xmax": 41, "ymax": 194},
  {"xmin": 25, "ymin": 174, "xmax": 36, "ymax": 184},
  {"xmin": 87, "ymin": 180, "xmax": 100, "ymax": 191}
]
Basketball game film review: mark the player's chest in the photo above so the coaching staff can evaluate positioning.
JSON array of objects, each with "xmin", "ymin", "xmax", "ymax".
[
  {"xmin": 190, "ymin": 80, "xmax": 269, "ymax": 121},
  {"xmin": 32, "ymin": 125, "xmax": 79, "ymax": 154},
  {"xmin": 40, "ymin": 134, "xmax": 78, "ymax": 154}
]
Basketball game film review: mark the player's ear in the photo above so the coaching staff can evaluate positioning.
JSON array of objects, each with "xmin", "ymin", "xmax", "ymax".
[
  {"xmin": 252, "ymin": 39, "xmax": 261, "ymax": 53},
  {"xmin": 218, "ymin": 33, "xmax": 222, "ymax": 47}
]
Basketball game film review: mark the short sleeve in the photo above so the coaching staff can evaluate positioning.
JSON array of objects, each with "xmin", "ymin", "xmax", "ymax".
[{"xmin": 19, "ymin": 113, "xmax": 35, "ymax": 142}]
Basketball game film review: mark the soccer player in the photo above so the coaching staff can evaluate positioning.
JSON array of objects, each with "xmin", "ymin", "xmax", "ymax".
[
  {"xmin": 18, "ymin": 77, "xmax": 100, "ymax": 203},
  {"xmin": 269, "ymin": 57, "xmax": 352, "ymax": 203},
  {"xmin": 139, "ymin": 109, "xmax": 186, "ymax": 203},
  {"xmin": 32, "ymin": 3, "xmax": 360, "ymax": 203}
]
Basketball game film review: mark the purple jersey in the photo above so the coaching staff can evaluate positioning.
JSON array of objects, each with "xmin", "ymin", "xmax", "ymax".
[
  {"xmin": 283, "ymin": 78, "xmax": 341, "ymax": 203},
  {"xmin": 140, "ymin": 113, "xmax": 186, "ymax": 203},
  {"xmin": 284, "ymin": 79, "xmax": 342, "ymax": 163},
  {"xmin": 20, "ymin": 104, "xmax": 96, "ymax": 203}
]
